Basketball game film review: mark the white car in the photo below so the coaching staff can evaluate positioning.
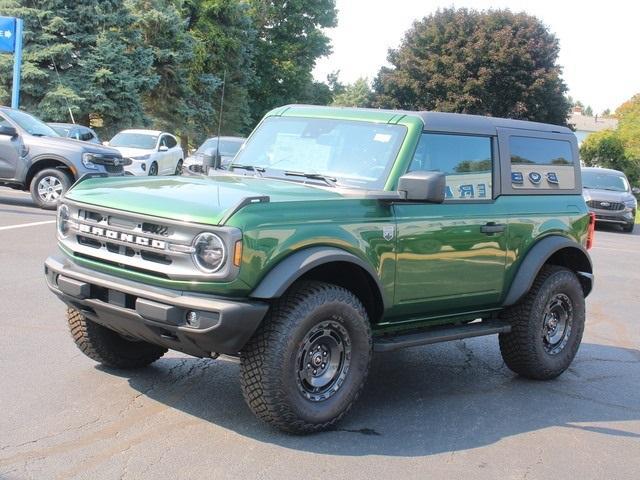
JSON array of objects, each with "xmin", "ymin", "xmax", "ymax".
[{"xmin": 108, "ymin": 129, "xmax": 184, "ymax": 176}]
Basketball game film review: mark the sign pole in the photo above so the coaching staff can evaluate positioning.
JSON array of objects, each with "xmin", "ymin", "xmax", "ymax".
[{"xmin": 11, "ymin": 18, "xmax": 23, "ymax": 109}]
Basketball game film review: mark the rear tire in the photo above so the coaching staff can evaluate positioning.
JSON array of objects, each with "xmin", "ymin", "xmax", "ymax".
[
  {"xmin": 67, "ymin": 308, "xmax": 166, "ymax": 369},
  {"xmin": 30, "ymin": 168, "xmax": 72, "ymax": 210},
  {"xmin": 240, "ymin": 281, "xmax": 372, "ymax": 434},
  {"xmin": 499, "ymin": 265, "xmax": 585, "ymax": 380}
]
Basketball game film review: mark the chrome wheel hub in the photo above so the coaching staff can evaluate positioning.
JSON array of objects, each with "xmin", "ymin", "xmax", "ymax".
[{"xmin": 37, "ymin": 176, "xmax": 63, "ymax": 203}]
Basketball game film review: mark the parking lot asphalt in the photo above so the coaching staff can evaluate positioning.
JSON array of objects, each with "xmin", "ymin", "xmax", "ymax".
[{"xmin": 0, "ymin": 187, "xmax": 638, "ymax": 480}]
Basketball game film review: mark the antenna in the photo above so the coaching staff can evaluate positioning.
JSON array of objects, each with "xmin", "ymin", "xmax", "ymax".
[{"xmin": 215, "ymin": 70, "xmax": 226, "ymax": 170}]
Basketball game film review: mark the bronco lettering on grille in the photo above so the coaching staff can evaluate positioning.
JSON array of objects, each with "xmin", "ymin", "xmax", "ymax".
[{"xmin": 78, "ymin": 223, "xmax": 166, "ymax": 250}]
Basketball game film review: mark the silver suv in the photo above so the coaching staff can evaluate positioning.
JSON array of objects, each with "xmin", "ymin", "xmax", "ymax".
[
  {"xmin": 0, "ymin": 107, "xmax": 125, "ymax": 209},
  {"xmin": 582, "ymin": 167, "xmax": 638, "ymax": 233}
]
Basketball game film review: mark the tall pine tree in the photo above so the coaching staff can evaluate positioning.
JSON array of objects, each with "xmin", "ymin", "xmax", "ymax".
[{"xmin": 0, "ymin": 0, "xmax": 157, "ymax": 136}]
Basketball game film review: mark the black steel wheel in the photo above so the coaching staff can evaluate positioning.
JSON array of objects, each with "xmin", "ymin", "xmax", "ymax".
[
  {"xmin": 499, "ymin": 265, "xmax": 585, "ymax": 380},
  {"xmin": 240, "ymin": 281, "xmax": 372, "ymax": 434},
  {"xmin": 296, "ymin": 320, "xmax": 352, "ymax": 402}
]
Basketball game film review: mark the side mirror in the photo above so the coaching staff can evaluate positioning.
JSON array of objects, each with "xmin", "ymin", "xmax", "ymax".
[
  {"xmin": 0, "ymin": 125, "xmax": 17, "ymax": 137},
  {"xmin": 158, "ymin": 145, "xmax": 169, "ymax": 152},
  {"xmin": 398, "ymin": 171, "xmax": 446, "ymax": 203}
]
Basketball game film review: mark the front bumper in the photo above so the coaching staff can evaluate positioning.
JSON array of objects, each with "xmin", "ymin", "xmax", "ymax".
[
  {"xmin": 123, "ymin": 159, "xmax": 149, "ymax": 176},
  {"xmin": 44, "ymin": 255, "xmax": 269, "ymax": 356},
  {"xmin": 588, "ymin": 207, "xmax": 634, "ymax": 225}
]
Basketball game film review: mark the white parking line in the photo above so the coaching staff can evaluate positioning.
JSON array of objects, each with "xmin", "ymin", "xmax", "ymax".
[{"xmin": 0, "ymin": 220, "xmax": 56, "ymax": 231}]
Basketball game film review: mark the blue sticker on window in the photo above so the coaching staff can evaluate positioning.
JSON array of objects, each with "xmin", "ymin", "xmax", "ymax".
[
  {"xmin": 528, "ymin": 172, "xmax": 542, "ymax": 184},
  {"xmin": 511, "ymin": 172, "xmax": 524, "ymax": 184}
]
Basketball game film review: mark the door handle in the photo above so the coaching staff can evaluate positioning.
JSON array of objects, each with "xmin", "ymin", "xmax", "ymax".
[{"xmin": 480, "ymin": 222, "xmax": 506, "ymax": 234}]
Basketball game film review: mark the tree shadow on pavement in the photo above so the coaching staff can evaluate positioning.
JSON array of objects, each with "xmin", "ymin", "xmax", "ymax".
[{"xmin": 108, "ymin": 338, "xmax": 640, "ymax": 457}]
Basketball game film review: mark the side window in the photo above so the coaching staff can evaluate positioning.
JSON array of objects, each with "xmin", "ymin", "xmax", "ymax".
[
  {"xmin": 165, "ymin": 135, "xmax": 177, "ymax": 148},
  {"xmin": 509, "ymin": 136, "xmax": 574, "ymax": 189},
  {"xmin": 159, "ymin": 136, "xmax": 168, "ymax": 148},
  {"xmin": 79, "ymin": 129, "xmax": 93, "ymax": 141},
  {"xmin": 408, "ymin": 133, "xmax": 493, "ymax": 200}
]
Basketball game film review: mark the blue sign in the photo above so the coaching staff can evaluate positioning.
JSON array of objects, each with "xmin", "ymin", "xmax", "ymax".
[{"xmin": 0, "ymin": 16, "xmax": 16, "ymax": 53}]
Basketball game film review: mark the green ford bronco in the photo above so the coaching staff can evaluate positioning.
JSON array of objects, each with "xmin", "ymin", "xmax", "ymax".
[{"xmin": 45, "ymin": 105, "xmax": 595, "ymax": 433}]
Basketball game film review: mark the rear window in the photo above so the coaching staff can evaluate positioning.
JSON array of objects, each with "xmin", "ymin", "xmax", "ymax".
[{"xmin": 510, "ymin": 136, "xmax": 575, "ymax": 189}]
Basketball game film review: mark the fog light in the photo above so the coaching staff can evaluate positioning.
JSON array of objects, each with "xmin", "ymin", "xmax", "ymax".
[{"xmin": 186, "ymin": 311, "xmax": 199, "ymax": 328}]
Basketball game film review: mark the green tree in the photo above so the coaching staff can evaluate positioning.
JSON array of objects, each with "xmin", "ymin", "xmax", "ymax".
[
  {"xmin": 0, "ymin": 0, "xmax": 156, "ymax": 136},
  {"xmin": 615, "ymin": 93, "xmax": 640, "ymax": 161},
  {"xmin": 332, "ymin": 78, "xmax": 373, "ymax": 108},
  {"xmin": 247, "ymin": 0, "xmax": 337, "ymax": 122},
  {"xmin": 583, "ymin": 105, "xmax": 593, "ymax": 116},
  {"xmin": 373, "ymin": 8, "xmax": 571, "ymax": 125},
  {"xmin": 182, "ymin": 0, "xmax": 256, "ymax": 142},
  {"xmin": 128, "ymin": 0, "xmax": 195, "ymax": 139}
]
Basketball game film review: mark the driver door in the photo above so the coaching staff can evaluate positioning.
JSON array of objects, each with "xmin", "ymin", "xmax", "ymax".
[
  {"xmin": 0, "ymin": 116, "xmax": 20, "ymax": 180},
  {"xmin": 156, "ymin": 135, "xmax": 171, "ymax": 174}
]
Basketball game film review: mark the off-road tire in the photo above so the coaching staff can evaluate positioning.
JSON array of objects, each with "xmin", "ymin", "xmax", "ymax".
[
  {"xmin": 67, "ymin": 308, "xmax": 166, "ymax": 369},
  {"xmin": 499, "ymin": 265, "xmax": 585, "ymax": 380},
  {"xmin": 30, "ymin": 168, "xmax": 73, "ymax": 210},
  {"xmin": 240, "ymin": 281, "xmax": 372, "ymax": 434}
]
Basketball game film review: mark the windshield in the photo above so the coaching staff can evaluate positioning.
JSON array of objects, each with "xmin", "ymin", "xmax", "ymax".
[
  {"xmin": 197, "ymin": 138, "xmax": 244, "ymax": 157},
  {"xmin": 110, "ymin": 132, "xmax": 158, "ymax": 149},
  {"xmin": 233, "ymin": 117, "xmax": 407, "ymax": 189},
  {"xmin": 2, "ymin": 109, "xmax": 60, "ymax": 137},
  {"xmin": 50, "ymin": 125, "xmax": 72, "ymax": 136},
  {"xmin": 582, "ymin": 170, "xmax": 629, "ymax": 192}
]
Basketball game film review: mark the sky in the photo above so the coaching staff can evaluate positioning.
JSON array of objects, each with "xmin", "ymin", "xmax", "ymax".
[{"xmin": 313, "ymin": 0, "xmax": 640, "ymax": 114}]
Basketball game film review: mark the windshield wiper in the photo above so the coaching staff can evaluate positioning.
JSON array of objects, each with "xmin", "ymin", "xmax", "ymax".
[
  {"xmin": 228, "ymin": 164, "xmax": 265, "ymax": 176},
  {"xmin": 284, "ymin": 171, "xmax": 337, "ymax": 187}
]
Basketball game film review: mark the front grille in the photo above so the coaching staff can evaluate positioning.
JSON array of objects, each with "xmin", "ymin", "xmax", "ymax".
[
  {"xmin": 587, "ymin": 200, "xmax": 624, "ymax": 211},
  {"xmin": 105, "ymin": 164, "xmax": 124, "ymax": 174}
]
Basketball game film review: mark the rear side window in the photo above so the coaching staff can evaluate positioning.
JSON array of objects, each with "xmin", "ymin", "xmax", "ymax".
[
  {"xmin": 408, "ymin": 133, "xmax": 493, "ymax": 200},
  {"xmin": 510, "ymin": 136, "xmax": 574, "ymax": 189}
]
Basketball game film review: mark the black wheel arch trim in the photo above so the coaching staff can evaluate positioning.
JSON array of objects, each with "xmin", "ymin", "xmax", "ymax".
[
  {"xmin": 250, "ymin": 246, "xmax": 388, "ymax": 309},
  {"xmin": 503, "ymin": 235, "xmax": 593, "ymax": 306}
]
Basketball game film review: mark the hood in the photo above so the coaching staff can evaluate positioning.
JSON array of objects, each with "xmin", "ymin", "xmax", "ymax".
[
  {"xmin": 110, "ymin": 146, "xmax": 153, "ymax": 158},
  {"xmin": 65, "ymin": 174, "xmax": 346, "ymax": 225},
  {"xmin": 27, "ymin": 135, "xmax": 120, "ymax": 156},
  {"xmin": 583, "ymin": 188, "xmax": 635, "ymax": 204}
]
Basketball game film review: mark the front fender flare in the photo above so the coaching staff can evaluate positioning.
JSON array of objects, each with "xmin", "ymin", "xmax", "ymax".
[
  {"xmin": 503, "ymin": 235, "xmax": 593, "ymax": 306},
  {"xmin": 249, "ymin": 246, "xmax": 387, "ymax": 308}
]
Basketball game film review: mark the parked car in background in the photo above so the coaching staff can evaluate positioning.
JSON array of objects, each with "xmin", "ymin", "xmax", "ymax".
[
  {"xmin": 107, "ymin": 129, "xmax": 183, "ymax": 176},
  {"xmin": 0, "ymin": 106, "xmax": 125, "ymax": 209},
  {"xmin": 183, "ymin": 136, "xmax": 245, "ymax": 175},
  {"xmin": 49, "ymin": 123, "xmax": 101, "ymax": 144},
  {"xmin": 582, "ymin": 167, "xmax": 638, "ymax": 232}
]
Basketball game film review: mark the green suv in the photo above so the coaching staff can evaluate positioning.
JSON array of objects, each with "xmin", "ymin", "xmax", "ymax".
[{"xmin": 45, "ymin": 105, "xmax": 594, "ymax": 433}]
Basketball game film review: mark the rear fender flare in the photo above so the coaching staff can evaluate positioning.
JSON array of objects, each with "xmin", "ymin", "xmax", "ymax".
[{"xmin": 503, "ymin": 236, "xmax": 593, "ymax": 306}]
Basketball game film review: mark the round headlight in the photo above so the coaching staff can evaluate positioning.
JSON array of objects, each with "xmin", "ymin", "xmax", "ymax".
[
  {"xmin": 192, "ymin": 232, "xmax": 226, "ymax": 273},
  {"xmin": 57, "ymin": 204, "xmax": 70, "ymax": 238}
]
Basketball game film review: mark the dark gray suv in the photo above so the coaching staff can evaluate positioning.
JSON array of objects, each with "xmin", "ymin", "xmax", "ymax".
[
  {"xmin": 582, "ymin": 167, "xmax": 638, "ymax": 233},
  {"xmin": 0, "ymin": 107, "xmax": 124, "ymax": 209}
]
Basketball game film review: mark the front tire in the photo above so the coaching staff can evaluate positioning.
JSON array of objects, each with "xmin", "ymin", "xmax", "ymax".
[
  {"xmin": 175, "ymin": 160, "xmax": 183, "ymax": 175},
  {"xmin": 67, "ymin": 308, "xmax": 166, "ymax": 369},
  {"xmin": 148, "ymin": 162, "xmax": 158, "ymax": 176},
  {"xmin": 240, "ymin": 281, "xmax": 372, "ymax": 434},
  {"xmin": 622, "ymin": 221, "xmax": 634, "ymax": 233},
  {"xmin": 30, "ymin": 168, "xmax": 72, "ymax": 210},
  {"xmin": 499, "ymin": 266, "xmax": 585, "ymax": 380}
]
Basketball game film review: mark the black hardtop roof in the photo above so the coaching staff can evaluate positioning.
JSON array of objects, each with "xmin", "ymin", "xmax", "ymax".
[
  {"xmin": 416, "ymin": 111, "xmax": 573, "ymax": 136},
  {"xmin": 282, "ymin": 104, "xmax": 574, "ymax": 136}
]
